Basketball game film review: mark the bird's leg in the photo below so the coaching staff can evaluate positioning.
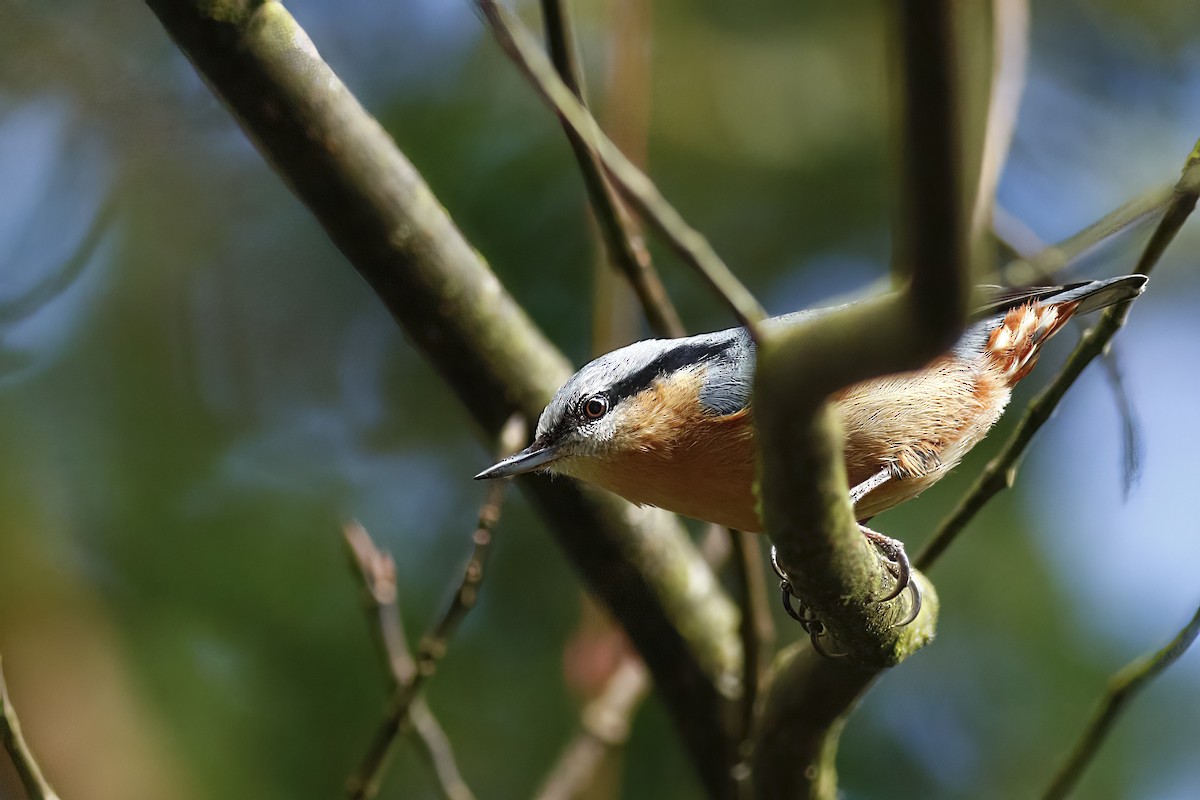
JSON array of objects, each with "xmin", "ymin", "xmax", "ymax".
[
  {"xmin": 769, "ymin": 468, "xmax": 921, "ymax": 644},
  {"xmin": 851, "ymin": 468, "xmax": 921, "ymax": 625},
  {"xmin": 850, "ymin": 467, "xmax": 892, "ymax": 506}
]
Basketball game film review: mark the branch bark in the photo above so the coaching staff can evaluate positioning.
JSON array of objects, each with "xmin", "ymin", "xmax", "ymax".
[
  {"xmin": 752, "ymin": 0, "xmax": 970, "ymax": 794},
  {"xmin": 143, "ymin": 2, "xmax": 742, "ymax": 795}
]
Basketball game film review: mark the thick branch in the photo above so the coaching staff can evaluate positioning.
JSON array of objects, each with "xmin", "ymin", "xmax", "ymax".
[
  {"xmin": 144, "ymin": 2, "xmax": 741, "ymax": 794},
  {"xmin": 752, "ymin": 1, "xmax": 969, "ymax": 794}
]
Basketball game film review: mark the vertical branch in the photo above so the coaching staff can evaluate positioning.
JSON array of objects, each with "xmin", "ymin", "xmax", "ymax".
[
  {"xmin": 729, "ymin": 531, "xmax": 773, "ymax": 752},
  {"xmin": 753, "ymin": 1, "xmax": 970, "ymax": 795},
  {"xmin": 1041, "ymin": 602, "xmax": 1200, "ymax": 800},
  {"xmin": 0, "ymin": 656, "xmax": 61, "ymax": 800},
  {"xmin": 970, "ymin": 0, "xmax": 1029, "ymax": 239},
  {"xmin": 893, "ymin": 0, "xmax": 971, "ymax": 340}
]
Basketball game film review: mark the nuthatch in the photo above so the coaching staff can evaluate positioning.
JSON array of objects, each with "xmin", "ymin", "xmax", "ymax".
[{"xmin": 476, "ymin": 276, "xmax": 1147, "ymax": 622}]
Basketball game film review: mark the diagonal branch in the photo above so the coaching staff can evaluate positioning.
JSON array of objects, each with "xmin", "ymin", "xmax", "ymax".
[
  {"xmin": 1041, "ymin": 601, "xmax": 1200, "ymax": 800},
  {"xmin": 917, "ymin": 139, "xmax": 1200, "ymax": 572},
  {"xmin": 539, "ymin": 0, "xmax": 686, "ymax": 339},
  {"xmin": 144, "ymin": 2, "xmax": 742, "ymax": 796},
  {"xmin": 0, "ymin": 656, "xmax": 61, "ymax": 800},
  {"xmin": 533, "ymin": 656, "xmax": 651, "ymax": 800},
  {"xmin": 347, "ymin": 418, "xmax": 521, "ymax": 798},
  {"xmin": 474, "ymin": 0, "xmax": 766, "ymax": 334},
  {"xmin": 343, "ymin": 521, "xmax": 477, "ymax": 800}
]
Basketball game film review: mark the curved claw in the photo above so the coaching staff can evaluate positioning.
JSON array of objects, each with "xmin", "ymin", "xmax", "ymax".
[
  {"xmin": 809, "ymin": 630, "xmax": 848, "ymax": 659},
  {"xmin": 892, "ymin": 577, "xmax": 923, "ymax": 628},
  {"xmin": 779, "ymin": 579, "xmax": 805, "ymax": 623},
  {"xmin": 858, "ymin": 524, "xmax": 912, "ymax": 604}
]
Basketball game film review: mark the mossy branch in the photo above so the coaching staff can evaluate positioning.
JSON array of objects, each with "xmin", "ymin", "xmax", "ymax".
[
  {"xmin": 144, "ymin": 2, "xmax": 742, "ymax": 794},
  {"xmin": 751, "ymin": 0, "xmax": 970, "ymax": 794}
]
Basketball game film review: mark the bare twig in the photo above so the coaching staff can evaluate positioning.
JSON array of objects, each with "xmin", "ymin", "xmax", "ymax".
[
  {"xmin": 992, "ymin": 209, "xmax": 1144, "ymax": 498},
  {"xmin": 970, "ymin": 0, "xmax": 1029, "ymax": 240},
  {"xmin": 346, "ymin": 417, "xmax": 525, "ymax": 799},
  {"xmin": 475, "ymin": 0, "xmax": 766, "ymax": 334},
  {"xmin": 998, "ymin": 186, "xmax": 1174, "ymax": 288},
  {"xmin": 534, "ymin": 657, "xmax": 651, "ymax": 800},
  {"xmin": 917, "ymin": 139, "xmax": 1200, "ymax": 571},
  {"xmin": 539, "ymin": 0, "xmax": 685, "ymax": 339},
  {"xmin": 729, "ymin": 530, "xmax": 773, "ymax": 750},
  {"xmin": 1041, "ymin": 602, "xmax": 1200, "ymax": 800},
  {"xmin": 342, "ymin": 522, "xmax": 475, "ymax": 800},
  {"xmin": 0, "ymin": 656, "xmax": 61, "ymax": 800}
]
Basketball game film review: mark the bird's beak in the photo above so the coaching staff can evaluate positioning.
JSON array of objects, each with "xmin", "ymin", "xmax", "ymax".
[{"xmin": 474, "ymin": 441, "xmax": 560, "ymax": 480}]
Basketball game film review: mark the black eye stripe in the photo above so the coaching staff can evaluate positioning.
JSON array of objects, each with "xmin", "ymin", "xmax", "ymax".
[{"xmin": 605, "ymin": 339, "xmax": 734, "ymax": 405}]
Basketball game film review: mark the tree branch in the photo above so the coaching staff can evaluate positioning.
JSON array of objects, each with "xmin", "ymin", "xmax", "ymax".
[
  {"xmin": 752, "ymin": 1, "xmax": 970, "ymax": 794},
  {"xmin": 917, "ymin": 138, "xmax": 1200, "ymax": 571},
  {"xmin": 533, "ymin": 656, "xmax": 651, "ymax": 800},
  {"xmin": 143, "ymin": 2, "xmax": 741, "ymax": 795},
  {"xmin": 0, "ymin": 656, "xmax": 61, "ymax": 800},
  {"xmin": 342, "ymin": 521, "xmax": 478, "ymax": 800},
  {"xmin": 474, "ymin": 0, "xmax": 766, "ymax": 334},
  {"xmin": 1041, "ymin": 601, "xmax": 1200, "ymax": 800},
  {"xmin": 539, "ymin": 0, "xmax": 686, "ymax": 339}
]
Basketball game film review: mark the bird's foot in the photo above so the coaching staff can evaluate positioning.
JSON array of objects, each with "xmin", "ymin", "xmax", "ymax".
[
  {"xmin": 858, "ymin": 524, "xmax": 922, "ymax": 627},
  {"xmin": 769, "ymin": 546, "xmax": 848, "ymax": 658}
]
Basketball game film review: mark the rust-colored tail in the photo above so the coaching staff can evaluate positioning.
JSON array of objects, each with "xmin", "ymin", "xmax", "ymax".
[{"xmin": 982, "ymin": 275, "xmax": 1146, "ymax": 385}]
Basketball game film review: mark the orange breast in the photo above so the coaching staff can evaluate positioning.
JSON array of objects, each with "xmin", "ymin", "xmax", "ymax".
[{"xmin": 565, "ymin": 370, "xmax": 762, "ymax": 531}]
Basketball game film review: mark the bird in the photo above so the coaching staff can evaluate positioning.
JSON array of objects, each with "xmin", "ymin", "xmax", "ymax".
[{"xmin": 475, "ymin": 275, "xmax": 1147, "ymax": 624}]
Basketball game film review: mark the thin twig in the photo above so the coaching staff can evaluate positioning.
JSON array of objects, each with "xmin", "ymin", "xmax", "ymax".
[
  {"xmin": 475, "ymin": 0, "xmax": 766, "ymax": 334},
  {"xmin": 346, "ymin": 417, "xmax": 526, "ymax": 799},
  {"xmin": 539, "ymin": 0, "xmax": 685, "ymax": 339},
  {"xmin": 970, "ymin": 0, "xmax": 1028, "ymax": 241},
  {"xmin": 0, "ymin": 656, "xmax": 62, "ymax": 800},
  {"xmin": 998, "ymin": 186, "xmax": 1173, "ymax": 289},
  {"xmin": 534, "ymin": 657, "xmax": 651, "ymax": 800},
  {"xmin": 729, "ymin": 530, "xmax": 773, "ymax": 753},
  {"xmin": 533, "ymin": 519, "xmax": 741, "ymax": 800},
  {"xmin": 992, "ymin": 209, "xmax": 1144, "ymax": 499},
  {"xmin": 1041, "ymin": 601, "xmax": 1200, "ymax": 800},
  {"xmin": 917, "ymin": 140, "xmax": 1200, "ymax": 571},
  {"xmin": 343, "ymin": 522, "xmax": 475, "ymax": 800}
]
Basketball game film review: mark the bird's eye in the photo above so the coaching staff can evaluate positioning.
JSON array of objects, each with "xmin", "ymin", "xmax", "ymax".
[{"xmin": 583, "ymin": 396, "xmax": 609, "ymax": 420}]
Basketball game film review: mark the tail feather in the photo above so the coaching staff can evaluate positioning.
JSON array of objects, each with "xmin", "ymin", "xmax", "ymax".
[{"xmin": 980, "ymin": 275, "xmax": 1147, "ymax": 385}]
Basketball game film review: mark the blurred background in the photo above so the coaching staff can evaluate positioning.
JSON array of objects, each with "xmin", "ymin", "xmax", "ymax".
[{"xmin": 1, "ymin": 0, "xmax": 1199, "ymax": 798}]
